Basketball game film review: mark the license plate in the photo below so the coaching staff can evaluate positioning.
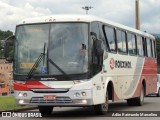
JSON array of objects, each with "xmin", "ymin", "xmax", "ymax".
[{"xmin": 43, "ymin": 95, "xmax": 56, "ymax": 100}]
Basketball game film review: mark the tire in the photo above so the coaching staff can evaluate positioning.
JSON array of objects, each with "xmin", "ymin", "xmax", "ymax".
[
  {"xmin": 38, "ymin": 106, "xmax": 53, "ymax": 115},
  {"xmin": 94, "ymin": 91, "xmax": 109, "ymax": 115},
  {"xmin": 127, "ymin": 98, "xmax": 135, "ymax": 106},
  {"xmin": 157, "ymin": 88, "xmax": 160, "ymax": 97},
  {"xmin": 127, "ymin": 85, "xmax": 144, "ymax": 106}
]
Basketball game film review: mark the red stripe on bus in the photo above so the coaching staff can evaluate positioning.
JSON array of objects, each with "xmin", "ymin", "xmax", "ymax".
[
  {"xmin": 132, "ymin": 58, "xmax": 157, "ymax": 97},
  {"xmin": 14, "ymin": 81, "xmax": 51, "ymax": 91}
]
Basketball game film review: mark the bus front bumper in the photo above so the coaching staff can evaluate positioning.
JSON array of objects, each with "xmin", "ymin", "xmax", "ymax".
[{"xmin": 14, "ymin": 90, "xmax": 93, "ymax": 106}]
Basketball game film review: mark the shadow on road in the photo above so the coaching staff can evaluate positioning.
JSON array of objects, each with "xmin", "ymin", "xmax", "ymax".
[{"xmin": 37, "ymin": 100, "xmax": 154, "ymax": 118}]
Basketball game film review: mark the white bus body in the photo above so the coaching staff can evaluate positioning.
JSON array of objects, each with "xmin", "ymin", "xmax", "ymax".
[{"xmin": 13, "ymin": 15, "xmax": 157, "ymax": 114}]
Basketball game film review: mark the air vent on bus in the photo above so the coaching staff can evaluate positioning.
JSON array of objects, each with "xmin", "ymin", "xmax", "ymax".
[{"xmin": 30, "ymin": 88, "xmax": 69, "ymax": 93}]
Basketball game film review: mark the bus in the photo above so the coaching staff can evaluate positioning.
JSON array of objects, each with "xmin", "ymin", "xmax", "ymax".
[{"xmin": 4, "ymin": 15, "xmax": 157, "ymax": 115}]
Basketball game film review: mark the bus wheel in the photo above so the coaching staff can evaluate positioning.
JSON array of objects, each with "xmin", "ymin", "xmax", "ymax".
[
  {"xmin": 157, "ymin": 88, "xmax": 160, "ymax": 97},
  {"xmin": 38, "ymin": 106, "xmax": 53, "ymax": 115},
  {"xmin": 94, "ymin": 91, "xmax": 109, "ymax": 115},
  {"xmin": 137, "ymin": 85, "xmax": 144, "ymax": 106},
  {"xmin": 127, "ymin": 85, "xmax": 144, "ymax": 106}
]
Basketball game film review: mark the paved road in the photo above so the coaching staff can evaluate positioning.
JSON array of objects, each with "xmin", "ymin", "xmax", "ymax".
[{"xmin": 1, "ymin": 96, "xmax": 160, "ymax": 120}]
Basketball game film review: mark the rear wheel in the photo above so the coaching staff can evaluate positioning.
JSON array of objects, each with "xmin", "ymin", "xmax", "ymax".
[
  {"xmin": 38, "ymin": 106, "xmax": 53, "ymax": 115},
  {"xmin": 127, "ymin": 85, "xmax": 144, "ymax": 106},
  {"xmin": 94, "ymin": 91, "xmax": 109, "ymax": 115}
]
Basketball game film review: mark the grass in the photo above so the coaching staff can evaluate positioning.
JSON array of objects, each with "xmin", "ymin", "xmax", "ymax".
[{"xmin": 0, "ymin": 96, "xmax": 31, "ymax": 111}]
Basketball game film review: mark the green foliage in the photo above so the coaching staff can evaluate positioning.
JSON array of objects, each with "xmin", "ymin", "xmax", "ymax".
[
  {"xmin": 0, "ymin": 30, "xmax": 14, "ymax": 59},
  {"xmin": 0, "ymin": 40, "xmax": 4, "ymax": 58},
  {"xmin": 0, "ymin": 30, "xmax": 13, "ymax": 40}
]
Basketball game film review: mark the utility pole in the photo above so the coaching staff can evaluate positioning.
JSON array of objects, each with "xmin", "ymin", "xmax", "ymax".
[
  {"xmin": 82, "ymin": 6, "xmax": 93, "ymax": 14},
  {"xmin": 135, "ymin": 0, "xmax": 140, "ymax": 30}
]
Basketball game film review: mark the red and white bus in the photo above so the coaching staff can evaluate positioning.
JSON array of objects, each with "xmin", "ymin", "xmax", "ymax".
[{"xmin": 5, "ymin": 15, "xmax": 157, "ymax": 115}]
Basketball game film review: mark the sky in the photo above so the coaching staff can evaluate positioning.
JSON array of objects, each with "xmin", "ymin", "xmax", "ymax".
[{"xmin": 0, "ymin": 0, "xmax": 160, "ymax": 34}]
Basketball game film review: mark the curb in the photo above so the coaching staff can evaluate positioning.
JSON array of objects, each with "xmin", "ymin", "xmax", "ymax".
[{"xmin": 0, "ymin": 107, "xmax": 38, "ymax": 114}]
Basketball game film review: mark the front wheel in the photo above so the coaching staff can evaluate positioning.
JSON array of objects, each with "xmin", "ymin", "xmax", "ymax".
[
  {"xmin": 94, "ymin": 91, "xmax": 109, "ymax": 115},
  {"xmin": 38, "ymin": 106, "xmax": 53, "ymax": 115}
]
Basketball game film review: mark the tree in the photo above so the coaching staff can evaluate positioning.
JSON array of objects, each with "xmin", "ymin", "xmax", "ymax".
[
  {"xmin": 0, "ymin": 41, "xmax": 4, "ymax": 58},
  {"xmin": 0, "ymin": 30, "xmax": 13, "ymax": 58},
  {"xmin": 0, "ymin": 30, "xmax": 13, "ymax": 40}
]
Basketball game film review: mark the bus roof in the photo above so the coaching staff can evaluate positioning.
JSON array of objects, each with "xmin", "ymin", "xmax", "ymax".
[{"xmin": 18, "ymin": 14, "xmax": 155, "ymax": 39}]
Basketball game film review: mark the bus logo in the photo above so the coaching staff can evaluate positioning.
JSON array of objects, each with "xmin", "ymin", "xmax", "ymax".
[
  {"xmin": 110, "ymin": 58, "xmax": 132, "ymax": 69},
  {"xmin": 110, "ymin": 58, "xmax": 115, "ymax": 69}
]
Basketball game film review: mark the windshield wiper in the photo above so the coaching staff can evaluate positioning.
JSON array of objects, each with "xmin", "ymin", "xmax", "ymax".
[
  {"xmin": 26, "ymin": 53, "xmax": 45, "ymax": 80},
  {"xmin": 47, "ymin": 58, "xmax": 70, "ymax": 79},
  {"xmin": 26, "ymin": 43, "xmax": 46, "ymax": 80},
  {"xmin": 26, "ymin": 43, "xmax": 70, "ymax": 80}
]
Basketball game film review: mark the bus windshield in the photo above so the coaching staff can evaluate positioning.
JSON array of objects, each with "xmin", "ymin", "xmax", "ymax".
[{"xmin": 15, "ymin": 23, "xmax": 88, "ymax": 76}]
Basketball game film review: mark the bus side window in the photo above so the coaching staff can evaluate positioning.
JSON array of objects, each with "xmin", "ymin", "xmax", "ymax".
[
  {"xmin": 137, "ymin": 36, "xmax": 144, "ymax": 56},
  {"xmin": 127, "ymin": 32, "xmax": 137, "ymax": 55},
  {"xmin": 153, "ymin": 40, "xmax": 157, "ymax": 58},
  {"xmin": 150, "ymin": 39, "xmax": 154, "ymax": 58},
  {"xmin": 142, "ymin": 37, "xmax": 147, "ymax": 57},
  {"xmin": 116, "ymin": 29, "xmax": 127, "ymax": 53},
  {"xmin": 152, "ymin": 40, "xmax": 156, "ymax": 58},
  {"xmin": 146, "ymin": 38, "xmax": 152, "ymax": 57},
  {"xmin": 104, "ymin": 26, "xmax": 116, "ymax": 52}
]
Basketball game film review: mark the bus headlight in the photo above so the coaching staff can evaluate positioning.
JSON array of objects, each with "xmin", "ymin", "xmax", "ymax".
[
  {"xmin": 81, "ymin": 92, "xmax": 86, "ymax": 96},
  {"xmin": 74, "ymin": 92, "xmax": 80, "ymax": 97},
  {"xmin": 23, "ymin": 93, "xmax": 27, "ymax": 97},
  {"xmin": 18, "ymin": 92, "xmax": 23, "ymax": 97}
]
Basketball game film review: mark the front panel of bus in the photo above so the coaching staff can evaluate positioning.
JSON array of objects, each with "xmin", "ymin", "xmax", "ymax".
[{"xmin": 13, "ymin": 22, "xmax": 97, "ymax": 106}]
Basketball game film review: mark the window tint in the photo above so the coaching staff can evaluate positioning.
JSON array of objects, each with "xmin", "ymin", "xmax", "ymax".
[
  {"xmin": 146, "ymin": 39, "xmax": 152, "ymax": 57},
  {"xmin": 116, "ymin": 29, "xmax": 127, "ymax": 53},
  {"xmin": 137, "ymin": 36, "xmax": 144, "ymax": 56},
  {"xmin": 127, "ymin": 33, "xmax": 136, "ymax": 55},
  {"xmin": 104, "ymin": 26, "xmax": 116, "ymax": 51}
]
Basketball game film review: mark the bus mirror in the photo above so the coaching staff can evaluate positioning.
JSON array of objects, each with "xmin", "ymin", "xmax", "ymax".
[
  {"xmin": 95, "ymin": 40, "xmax": 104, "ymax": 55},
  {"xmin": 90, "ymin": 32, "xmax": 97, "ymax": 41},
  {"xmin": 4, "ymin": 35, "xmax": 15, "ymax": 62},
  {"xmin": 90, "ymin": 32, "xmax": 104, "ymax": 55}
]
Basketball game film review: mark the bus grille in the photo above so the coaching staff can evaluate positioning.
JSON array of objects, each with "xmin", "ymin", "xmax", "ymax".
[{"xmin": 30, "ymin": 97, "xmax": 73, "ymax": 104}]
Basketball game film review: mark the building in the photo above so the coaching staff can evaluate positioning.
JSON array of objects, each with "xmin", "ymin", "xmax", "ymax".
[{"xmin": 0, "ymin": 59, "xmax": 13, "ymax": 96}]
